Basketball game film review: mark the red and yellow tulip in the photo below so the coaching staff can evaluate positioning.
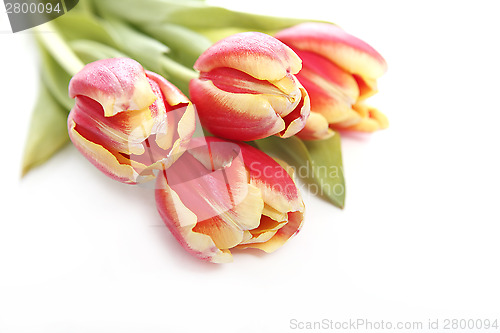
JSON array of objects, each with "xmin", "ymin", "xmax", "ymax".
[
  {"xmin": 155, "ymin": 137, "xmax": 305, "ymax": 263},
  {"xmin": 189, "ymin": 32, "xmax": 310, "ymax": 141},
  {"xmin": 67, "ymin": 58, "xmax": 196, "ymax": 184},
  {"xmin": 275, "ymin": 23, "xmax": 388, "ymax": 139}
]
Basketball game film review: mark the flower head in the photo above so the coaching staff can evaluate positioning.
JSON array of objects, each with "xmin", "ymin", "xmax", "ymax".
[
  {"xmin": 155, "ymin": 137, "xmax": 305, "ymax": 263},
  {"xmin": 68, "ymin": 58, "xmax": 196, "ymax": 184},
  {"xmin": 276, "ymin": 23, "xmax": 388, "ymax": 139},
  {"xmin": 189, "ymin": 32, "xmax": 310, "ymax": 141}
]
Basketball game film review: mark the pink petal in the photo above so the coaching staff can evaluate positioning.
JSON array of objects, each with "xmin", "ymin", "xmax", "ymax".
[
  {"xmin": 69, "ymin": 58, "xmax": 157, "ymax": 117},
  {"xmin": 296, "ymin": 112, "xmax": 334, "ymax": 140},
  {"xmin": 276, "ymin": 23, "xmax": 387, "ymax": 79},
  {"xmin": 194, "ymin": 32, "xmax": 302, "ymax": 81},
  {"xmin": 156, "ymin": 174, "xmax": 233, "ymax": 263},
  {"xmin": 189, "ymin": 78, "xmax": 287, "ymax": 141}
]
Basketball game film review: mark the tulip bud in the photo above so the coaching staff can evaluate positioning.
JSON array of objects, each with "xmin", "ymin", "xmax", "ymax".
[
  {"xmin": 189, "ymin": 32, "xmax": 310, "ymax": 141},
  {"xmin": 67, "ymin": 58, "xmax": 196, "ymax": 184},
  {"xmin": 275, "ymin": 23, "xmax": 388, "ymax": 139},
  {"xmin": 155, "ymin": 137, "xmax": 305, "ymax": 263}
]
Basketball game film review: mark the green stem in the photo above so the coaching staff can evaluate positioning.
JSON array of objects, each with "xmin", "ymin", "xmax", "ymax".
[
  {"xmin": 160, "ymin": 56, "xmax": 198, "ymax": 83},
  {"xmin": 33, "ymin": 21, "xmax": 84, "ymax": 76}
]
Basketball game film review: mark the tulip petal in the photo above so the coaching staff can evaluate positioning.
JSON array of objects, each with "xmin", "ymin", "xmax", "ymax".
[
  {"xmin": 191, "ymin": 32, "xmax": 310, "ymax": 140},
  {"xmin": 294, "ymin": 48, "xmax": 360, "ymax": 103},
  {"xmin": 192, "ymin": 218, "xmax": 244, "ymax": 250},
  {"xmin": 354, "ymin": 75, "xmax": 379, "ymax": 101},
  {"xmin": 342, "ymin": 103, "xmax": 389, "ymax": 132},
  {"xmin": 139, "ymin": 103, "xmax": 197, "ymax": 182},
  {"xmin": 156, "ymin": 139, "xmax": 267, "ymax": 260},
  {"xmin": 185, "ymin": 138, "xmax": 242, "ymax": 171},
  {"xmin": 275, "ymin": 23, "xmax": 387, "ymax": 79},
  {"xmin": 145, "ymin": 70, "xmax": 191, "ymax": 107},
  {"xmin": 198, "ymin": 67, "xmax": 303, "ymax": 118},
  {"xmin": 239, "ymin": 216, "xmax": 287, "ymax": 245},
  {"xmin": 160, "ymin": 103, "xmax": 196, "ymax": 161},
  {"xmin": 278, "ymin": 85, "xmax": 311, "ymax": 139},
  {"xmin": 156, "ymin": 174, "xmax": 233, "ymax": 263},
  {"xmin": 229, "ymin": 184, "xmax": 264, "ymax": 231},
  {"xmin": 194, "ymin": 32, "xmax": 302, "ymax": 81},
  {"xmin": 156, "ymin": 137, "xmax": 304, "ymax": 261},
  {"xmin": 296, "ymin": 111, "xmax": 334, "ymax": 140},
  {"xmin": 268, "ymin": 74, "xmax": 304, "ymax": 116},
  {"xmin": 239, "ymin": 142, "xmax": 304, "ymax": 215},
  {"xmin": 70, "ymin": 95, "xmax": 155, "ymax": 156},
  {"xmin": 191, "ymin": 68, "xmax": 310, "ymax": 140},
  {"xmin": 146, "ymin": 71, "xmax": 194, "ymax": 152},
  {"xmin": 192, "ymin": 184, "xmax": 263, "ymax": 249},
  {"xmin": 69, "ymin": 58, "xmax": 158, "ymax": 117},
  {"xmin": 199, "ymin": 137, "xmax": 305, "ymax": 215},
  {"xmin": 299, "ymin": 76, "xmax": 354, "ymax": 121},
  {"xmin": 262, "ymin": 203, "xmax": 287, "ymax": 222},
  {"xmin": 162, "ymin": 153, "xmax": 248, "ymax": 222},
  {"xmin": 189, "ymin": 79, "xmax": 286, "ymax": 141},
  {"xmin": 68, "ymin": 118, "xmax": 139, "ymax": 184},
  {"xmin": 293, "ymin": 48, "xmax": 362, "ymax": 125},
  {"xmin": 68, "ymin": 58, "xmax": 196, "ymax": 185},
  {"xmin": 238, "ymin": 211, "xmax": 304, "ymax": 253}
]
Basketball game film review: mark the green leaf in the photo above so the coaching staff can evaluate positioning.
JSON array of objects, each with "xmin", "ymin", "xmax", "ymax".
[
  {"xmin": 101, "ymin": 19, "xmax": 170, "ymax": 73},
  {"xmin": 21, "ymin": 83, "xmax": 70, "ymax": 176},
  {"xmin": 302, "ymin": 134, "xmax": 345, "ymax": 208},
  {"xmin": 33, "ymin": 21, "xmax": 84, "ymax": 76},
  {"xmin": 72, "ymin": 0, "xmax": 97, "ymax": 14},
  {"xmin": 94, "ymin": 0, "xmax": 324, "ymax": 35},
  {"xmin": 194, "ymin": 27, "xmax": 254, "ymax": 43},
  {"xmin": 255, "ymin": 134, "xmax": 345, "ymax": 208},
  {"xmin": 255, "ymin": 136, "xmax": 307, "ymax": 167},
  {"xmin": 56, "ymin": 13, "xmax": 197, "ymax": 94},
  {"xmin": 98, "ymin": 19, "xmax": 197, "ymax": 95},
  {"xmin": 69, "ymin": 39, "xmax": 126, "ymax": 64},
  {"xmin": 37, "ymin": 40, "xmax": 74, "ymax": 111},
  {"xmin": 139, "ymin": 23, "xmax": 212, "ymax": 68},
  {"xmin": 52, "ymin": 11, "xmax": 118, "ymax": 48},
  {"xmin": 157, "ymin": 56, "xmax": 197, "ymax": 96}
]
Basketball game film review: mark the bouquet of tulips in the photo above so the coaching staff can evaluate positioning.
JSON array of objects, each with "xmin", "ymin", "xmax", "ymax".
[{"xmin": 22, "ymin": 0, "xmax": 388, "ymax": 263}]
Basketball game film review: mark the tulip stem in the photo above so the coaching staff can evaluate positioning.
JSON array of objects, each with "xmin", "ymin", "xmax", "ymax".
[
  {"xmin": 33, "ymin": 21, "xmax": 84, "ymax": 76},
  {"xmin": 160, "ymin": 56, "xmax": 198, "ymax": 84}
]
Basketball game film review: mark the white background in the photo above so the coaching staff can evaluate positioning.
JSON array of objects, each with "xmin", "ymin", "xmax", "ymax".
[{"xmin": 1, "ymin": 1, "xmax": 500, "ymax": 332}]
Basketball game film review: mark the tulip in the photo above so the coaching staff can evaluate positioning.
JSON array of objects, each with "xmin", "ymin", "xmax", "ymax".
[
  {"xmin": 275, "ymin": 23, "xmax": 388, "ymax": 139},
  {"xmin": 189, "ymin": 32, "xmax": 310, "ymax": 141},
  {"xmin": 155, "ymin": 137, "xmax": 305, "ymax": 263},
  {"xmin": 67, "ymin": 58, "xmax": 196, "ymax": 184}
]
